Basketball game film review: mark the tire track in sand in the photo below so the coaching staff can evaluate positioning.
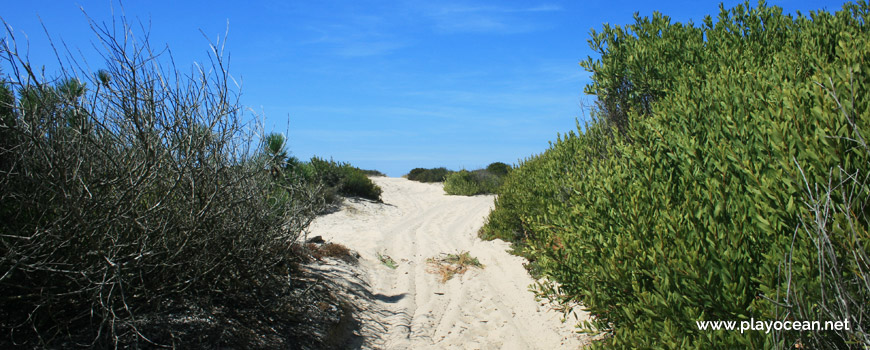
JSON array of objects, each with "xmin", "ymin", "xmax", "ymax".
[{"xmin": 307, "ymin": 177, "xmax": 591, "ymax": 349}]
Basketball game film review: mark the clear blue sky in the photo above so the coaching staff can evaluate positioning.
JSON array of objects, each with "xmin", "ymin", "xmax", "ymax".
[{"xmin": 3, "ymin": 0, "xmax": 841, "ymax": 176}]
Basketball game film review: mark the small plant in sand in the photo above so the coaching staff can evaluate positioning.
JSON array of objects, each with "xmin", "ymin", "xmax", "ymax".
[
  {"xmin": 427, "ymin": 251, "xmax": 484, "ymax": 283},
  {"xmin": 377, "ymin": 251, "xmax": 398, "ymax": 269}
]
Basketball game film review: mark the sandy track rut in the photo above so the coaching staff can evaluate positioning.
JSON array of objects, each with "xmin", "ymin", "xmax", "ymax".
[{"xmin": 307, "ymin": 177, "xmax": 589, "ymax": 349}]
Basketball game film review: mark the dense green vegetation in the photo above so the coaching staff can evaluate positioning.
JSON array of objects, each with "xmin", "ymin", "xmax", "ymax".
[
  {"xmin": 484, "ymin": 161, "xmax": 512, "ymax": 177},
  {"xmin": 262, "ymin": 133, "xmax": 382, "ymax": 203},
  {"xmin": 270, "ymin": 147, "xmax": 383, "ymax": 203},
  {"xmin": 359, "ymin": 168, "xmax": 387, "ymax": 177},
  {"xmin": 407, "ymin": 167, "xmax": 452, "ymax": 182},
  {"xmin": 408, "ymin": 163, "xmax": 512, "ymax": 196},
  {"xmin": 482, "ymin": 2, "xmax": 870, "ymax": 349},
  {"xmin": 306, "ymin": 157, "xmax": 383, "ymax": 202},
  {"xmin": 443, "ymin": 168, "xmax": 505, "ymax": 196},
  {"xmin": 0, "ymin": 16, "xmax": 377, "ymax": 348}
]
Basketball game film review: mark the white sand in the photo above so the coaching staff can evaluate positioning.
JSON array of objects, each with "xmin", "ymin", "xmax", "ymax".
[{"xmin": 307, "ymin": 177, "xmax": 592, "ymax": 349}]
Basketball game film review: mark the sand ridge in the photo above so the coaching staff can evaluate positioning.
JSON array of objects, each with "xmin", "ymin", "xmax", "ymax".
[{"xmin": 306, "ymin": 177, "xmax": 591, "ymax": 349}]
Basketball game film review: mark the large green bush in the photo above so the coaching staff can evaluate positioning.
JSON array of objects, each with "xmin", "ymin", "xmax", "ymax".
[
  {"xmin": 485, "ymin": 161, "xmax": 512, "ymax": 177},
  {"xmin": 407, "ymin": 167, "xmax": 452, "ymax": 182},
  {"xmin": 442, "ymin": 163, "xmax": 512, "ymax": 196},
  {"xmin": 309, "ymin": 156, "xmax": 383, "ymax": 202},
  {"xmin": 480, "ymin": 128, "xmax": 604, "ymax": 242},
  {"xmin": 443, "ymin": 168, "xmax": 509, "ymax": 196},
  {"xmin": 443, "ymin": 170, "xmax": 484, "ymax": 195},
  {"xmin": 482, "ymin": 2, "xmax": 869, "ymax": 348}
]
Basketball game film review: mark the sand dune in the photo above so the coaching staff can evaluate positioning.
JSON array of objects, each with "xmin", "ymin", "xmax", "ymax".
[{"xmin": 306, "ymin": 177, "xmax": 591, "ymax": 349}]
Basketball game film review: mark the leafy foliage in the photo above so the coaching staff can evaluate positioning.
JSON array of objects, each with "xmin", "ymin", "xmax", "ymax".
[
  {"xmin": 442, "ymin": 163, "xmax": 512, "ymax": 196},
  {"xmin": 307, "ymin": 156, "xmax": 383, "ymax": 202},
  {"xmin": 482, "ymin": 2, "xmax": 870, "ymax": 349},
  {"xmin": 485, "ymin": 161, "xmax": 512, "ymax": 177},
  {"xmin": 359, "ymin": 168, "xmax": 386, "ymax": 177},
  {"xmin": 442, "ymin": 169, "xmax": 495, "ymax": 196},
  {"xmin": 407, "ymin": 167, "xmax": 452, "ymax": 182},
  {"xmin": 263, "ymin": 132, "xmax": 290, "ymax": 176}
]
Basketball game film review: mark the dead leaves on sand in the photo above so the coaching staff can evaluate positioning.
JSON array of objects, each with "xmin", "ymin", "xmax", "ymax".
[{"xmin": 426, "ymin": 251, "xmax": 484, "ymax": 283}]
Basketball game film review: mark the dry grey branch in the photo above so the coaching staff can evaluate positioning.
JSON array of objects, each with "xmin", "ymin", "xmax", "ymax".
[
  {"xmin": 0, "ymin": 12, "xmax": 326, "ymax": 348},
  {"xmin": 771, "ymin": 76, "xmax": 870, "ymax": 349}
]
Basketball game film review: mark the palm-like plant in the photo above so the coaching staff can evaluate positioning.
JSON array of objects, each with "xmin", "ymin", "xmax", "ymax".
[{"xmin": 263, "ymin": 132, "xmax": 288, "ymax": 177}]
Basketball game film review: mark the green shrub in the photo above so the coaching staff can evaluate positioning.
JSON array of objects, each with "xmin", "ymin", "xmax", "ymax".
[
  {"xmin": 443, "ymin": 170, "xmax": 482, "ymax": 195},
  {"xmin": 480, "ymin": 129, "xmax": 595, "ymax": 242},
  {"xmin": 360, "ymin": 168, "xmax": 386, "ymax": 177},
  {"xmin": 443, "ymin": 169, "xmax": 503, "ymax": 196},
  {"xmin": 485, "ymin": 162, "xmax": 512, "ymax": 177},
  {"xmin": 309, "ymin": 157, "xmax": 382, "ymax": 202},
  {"xmin": 435, "ymin": 163, "xmax": 511, "ymax": 197},
  {"xmin": 340, "ymin": 166, "xmax": 383, "ymax": 201},
  {"xmin": 483, "ymin": 2, "xmax": 870, "ymax": 349},
  {"xmin": 407, "ymin": 167, "xmax": 452, "ymax": 182}
]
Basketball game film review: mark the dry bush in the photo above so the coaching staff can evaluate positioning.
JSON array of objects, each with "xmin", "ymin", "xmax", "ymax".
[
  {"xmin": 307, "ymin": 243, "xmax": 356, "ymax": 263},
  {"xmin": 0, "ymin": 14, "xmax": 325, "ymax": 347},
  {"xmin": 318, "ymin": 243, "xmax": 355, "ymax": 262},
  {"xmin": 426, "ymin": 251, "xmax": 484, "ymax": 283}
]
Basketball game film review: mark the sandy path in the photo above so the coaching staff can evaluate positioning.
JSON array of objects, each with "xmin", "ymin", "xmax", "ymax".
[{"xmin": 307, "ymin": 177, "xmax": 590, "ymax": 349}]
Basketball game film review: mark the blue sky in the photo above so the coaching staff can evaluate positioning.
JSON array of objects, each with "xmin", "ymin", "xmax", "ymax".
[{"xmin": 3, "ymin": 0, "xmax": 841, "ymax": 176}]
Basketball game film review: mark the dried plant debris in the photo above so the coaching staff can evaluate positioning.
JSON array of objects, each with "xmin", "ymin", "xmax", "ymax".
[
  {"xmin": 377, "ymin": 251, "xmax": 398, "ymax": 269},
  {"xmin": 307, "ymin": 242, "xmax": 359, "ymax": 263},
  {"xmin": 426, "ymin": 251, "xmax": 484, "ymax": 283}
]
